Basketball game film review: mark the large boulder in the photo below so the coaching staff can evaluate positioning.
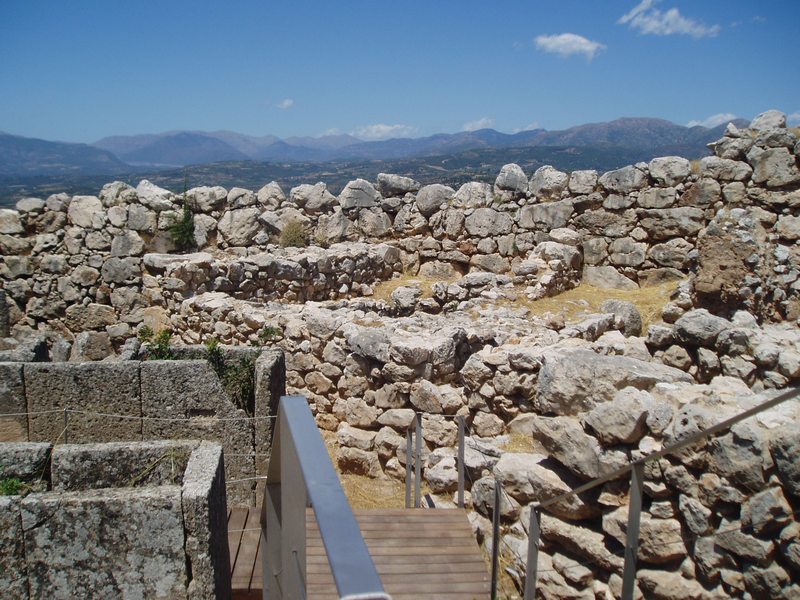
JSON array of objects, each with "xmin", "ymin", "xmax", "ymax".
[
  {"xmin": 415, "ymin": 184, "xmax": 454, "ymax": 217},
  {"xmin": 217, "ymin": 207, "xmax": 261, "ymax": 246},
  {"xmin": 648, "ymin": 156, "xmax": 691, "ymax": 186},
  {"xmin": 535, "ymin": 348, "xmax": 692, "ymax": 415},
  {"xmin": 376, "ymin": 173, "xmax": 420, "ymax": 197},
  {"xmin": 494, "ymin": 163, "xmax": 528, "ymax": 197},
  {"xmin": 338, "ymin": 179, "xmax": 380, "ymax": 210},
  {"xmin": 598, "ymin": 165, "xmax": 648, "ymax": 193},
  {"xmin": 292, "ymin": 183, "xmax": 337, "ymax": 213},
  {"xmin": 464, "ymin": 208, "xmax": 513, "ymax": 237},
  {"xmin": 673, "ymin": 309, "xmax": 731, "ymax": 347},
  {"xmin": 529, "ymin": 166, "xmax": 568, "ymax": 199}
]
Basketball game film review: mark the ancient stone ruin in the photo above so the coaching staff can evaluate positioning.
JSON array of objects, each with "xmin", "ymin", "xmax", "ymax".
[{"xmin": 1, "ymin": 108, "xmax": 799, "ymax": 598}]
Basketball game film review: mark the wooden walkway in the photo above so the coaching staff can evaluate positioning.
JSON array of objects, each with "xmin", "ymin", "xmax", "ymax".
[{"xmin": 228, "ymin": 507, "xmax": 491, "ymax": 600}]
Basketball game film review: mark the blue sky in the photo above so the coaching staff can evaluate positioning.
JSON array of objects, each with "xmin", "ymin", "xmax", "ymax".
[{"xmin": 1, "ymin": 0, "xmax": 798, "ymax": 143}]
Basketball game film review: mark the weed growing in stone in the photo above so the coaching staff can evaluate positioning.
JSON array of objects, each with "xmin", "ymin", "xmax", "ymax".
[
  {"xmin": 169, "ymin": 176, "xmax": 196, "ymax": 252},
  {"xmin": 138, "ymin": 327, "xmax": 175, "ymax": 360},
  {"xmin": 205, "ymin": 338, "xmax": 225, "ymax": 377},
  {"xmin": 205, "ymin": 337, "xmax": 258, "ymax": 414},
  {"xmin": 258, "ymin": 325, "xmax": 282, "ymax": 345},
  {"xmin": 0, "ymin": 475, "xmax": 23, "ymax": 496},
  {"xmin": 280, "ymin": 219, "xmax": 307, "ymax": 248}
]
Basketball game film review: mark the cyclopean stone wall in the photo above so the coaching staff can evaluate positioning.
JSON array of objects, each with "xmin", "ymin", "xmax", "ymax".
[{"xmin": 1, "ymin": 111, "xmax": 798, "ymax": 357}]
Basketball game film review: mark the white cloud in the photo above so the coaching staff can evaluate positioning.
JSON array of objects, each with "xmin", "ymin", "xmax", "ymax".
[
  {"xmin": 619, "ymin": 0, "xmax": 720, "ymax": 38},
  {"xmin": 787, "ymin": 112, "xmax": 800, "ymax": 126},
  {"xmin": 321, "ymin": 128, "xmax": 341, "ymax": 136},
  {"xmin": 351, "ymin": 123, "xmax": 417, "ymax": 140},
  {"xmin": 534, "ymin": 33, "xmax": 606, "ymax": 60},
  {"xmin": 276, "ymin": 98, "xmax": 294, "ymax": 109},
  {"xmin": 462, "ymin": 117, "xmax": 495, "ymax": 132},
  {"xmin": 687, "ymin": 112, "xmax": 738, "ymax": 128},
  {"xmin": 512, "ymin": 122, "xmax": 541, "ymax": 134}
]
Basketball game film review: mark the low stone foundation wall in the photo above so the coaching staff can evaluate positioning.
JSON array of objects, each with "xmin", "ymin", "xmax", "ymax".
[
  {"xmin": 0, "ymin": 348, "xmax": 285, "ymax": 505},
  {"xmin": 0, "ymin": 440, "xmax": 230, "ymax": 600}
]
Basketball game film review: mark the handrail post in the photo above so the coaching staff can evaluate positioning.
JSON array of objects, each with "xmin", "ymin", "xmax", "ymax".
[
  {"xmin": 621, "ymin": 463, "xmax": 645, "ymax": 600},
  {"xmin": 414, "ymin": 413, "xmax": 422, "ymax": 508},
  {"xmin": 405, "ymin": 429, "xmax": 412, "ymax": 509},
  {"xmin": 490, "ymin": 479, "xmax": 501, "ymax": 600},
  {"xmin": 457, "ymin": 416, "xmax": 465, "ymax": 509},
  {"xmin": 523, "ymin": 507, "xmax": 541, "ymax": 600}
]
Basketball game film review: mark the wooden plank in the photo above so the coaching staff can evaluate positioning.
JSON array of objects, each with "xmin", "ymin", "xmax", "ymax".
[
  {"xmin": 231, "ymin": 509, "xmax": 260, "ymax": 592},
  {"xmin": 227, "ymin": 508, "xmax": 249, "ymax": 575}
]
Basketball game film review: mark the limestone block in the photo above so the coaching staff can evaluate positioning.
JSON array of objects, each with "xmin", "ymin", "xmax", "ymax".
[
  {"xmin": 0, "ymin": 442, "xmax": 51, "ymax": 480},
  {"xmin": 21, "ymin": 487, "xmax": 187, "ymax": 599},
  {"xmin": 51, "ymin": 440, "xmax": 198, "ymax": 491},
  {"xmin": 181, "ymin": 442, "xmax": 231, "ymax": 600},
  {"xmin": 25, "ymin": 362, "xmax": 141, "ymax": 443},
  {"xmin": 0, "ymin": 363, "xmax": 27, "ymax": 442},
  {"xmin": 140, "ymin": 360, "xmax": 254, "ymax": 502},
  {"xmin": 0, "ymin": 496, "xmax": 28, "ymax": 599}
]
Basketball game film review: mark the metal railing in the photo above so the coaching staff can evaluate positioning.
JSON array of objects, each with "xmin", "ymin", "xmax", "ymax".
[
  {"xmin": 523, "ymin": 385, "xmax": 800, "ymax": 600},
  {"xmin": 404, "ymin": 413, "xmax": 466, "ymax": 509},
  {"xmin": 260, "ymin": 395, "xmax": 391, "ymax": 600}
]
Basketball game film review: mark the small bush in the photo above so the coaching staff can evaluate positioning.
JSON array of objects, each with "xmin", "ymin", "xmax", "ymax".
[
  {"xmin": 0, "ymin": 476, "xmax": 22, "ymax": 496},
  {"xmin": 139, "ymin": 327, "xmax": 174, "ymax": 360},
  {"xmin": 258, "ymin": 325, "xmax": 282, "ymax": 345},
  {"xmin": 169, "ymin": 198, "xmax": 196, "ymax": 252},
  {"xmin": 205, "ymin": 338, "xmax": 225, "ymax": 377},
  {"xmin": 280, "ymin": 219, "xmax": 307, "ymax": 248},
  {"xmin": 690, "ymin": 159, "xmax": 702, "ymax": 175}
]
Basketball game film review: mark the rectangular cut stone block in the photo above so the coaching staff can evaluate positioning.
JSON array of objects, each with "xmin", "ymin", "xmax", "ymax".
[
  {"xmin": 24, "ymin": 362, "xmax": 141, "ymax": 443},
  {"xmin": 254, "ymin": 348, "xmax": 285, "ymax": 499},
  {"xmin": 20, "ymin": 486, "xmax": 187, "ymax": 599},
  {"xmin": 0, "ymin": 496, "xmax": 28, "ymax": 599},
  {"xmin": 0, "ymin": 362, "xmax": 27, "ymax": 442},
  {"xmin": 140, "ymin": 360, "xmax": 254, "ymax": 505},
  {"xmin": 51, "ymin": 440, "xmax": 198, "ymax": 491},
  {"xmin": 182, "ymin": 441, "xmax": 231, "ymax": 600},
  {"xmin": 0, "ymin": 442, "xmax": 51, "ymax": 480}
]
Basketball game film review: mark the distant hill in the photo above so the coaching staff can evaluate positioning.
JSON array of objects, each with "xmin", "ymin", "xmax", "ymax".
[
  {"xmin": 0, "ymin": 132, "xmax": 129, "ymax": 177},
  {"xmin": 89, "ymin": 117, "xmax": 744, "ymax": 167}
]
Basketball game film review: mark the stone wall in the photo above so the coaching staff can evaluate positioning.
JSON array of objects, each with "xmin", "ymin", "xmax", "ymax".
[
  {"xmin": 1, "ymin": 111, "xmax": 797, "ymax": 354},
  {"xmin": 0, "ymin": 440, "xmax": 230, "ymax": 600},
  {"xmin": 0, "ymin": 348, "xmax": 285, "ymax": 505}
]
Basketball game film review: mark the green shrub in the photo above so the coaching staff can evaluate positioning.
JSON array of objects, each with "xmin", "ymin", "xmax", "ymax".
[
  {"xmin": 169, "ymin": 198, "xmax": 196, "ymax": 252},
  {"xmin": 0, "ymin": 476, "xmax": 22, "ymax": 496},
  {"xmin": 258, "ymin": 325, "xmax": 282, "ymax": 345},
  {"xmin": 139, "ymin": 327, "xmax": 174, "ymax": 360},
  {"xmin": 205, "ymin": 338, "xmax": 225, "ymax": 378},
  {"xmin": 280, "ymin": 219, "xmax": 307, "ymax": 248}
]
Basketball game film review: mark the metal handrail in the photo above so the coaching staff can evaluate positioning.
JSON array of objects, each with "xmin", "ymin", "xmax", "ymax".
[
  {"xmin": 524, "ymin": 385, "xmax": 800, "ymax": 600},
  {"xmin": 261, "ymin": 395, "xmax": 391, "ymax": 600}
]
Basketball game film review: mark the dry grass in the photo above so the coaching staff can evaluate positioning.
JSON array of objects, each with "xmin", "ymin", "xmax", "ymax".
[
  {"xmin": 690, "ymin": 158, "xmax": 703, "ymax": 175},
  {"xmin": 371, "ymin": 270, "xmax": 458, "ymax": 303},
  {"xmin": 499, "ymin": 432, "xmax": 543, "ymax": 455},
  {"xmin": 497, "ymin": 280, "xmax": 682, "ymax": 333},
  {"xmin": 790, "ymin": 126, "xmax": 800, "ymax": 138},
  {"xmin": 320, "ymin": 430, "xmax": 423, "ymax": 509}
]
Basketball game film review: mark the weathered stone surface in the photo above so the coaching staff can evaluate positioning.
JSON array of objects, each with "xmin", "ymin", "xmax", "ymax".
[
  {"xmin": 494, "ymin": 163, "xmax": 528, "ymax": 196},
  {"xmin": 67, "ymin": 195, "xmax": 104, "ymax": 228},
  {"xmin": 336, "ymin": 446, "xmax": 382, "ymax": 478},
  {"xmin": 0, "ymin": 209, "xmax": 24, "ymax": 234},
  {"xmin": 217, "ymin": 207, "xmax": 261, "ymax": 246},
  {"xmin": 518, "ymin": 199, "xmax": 574, "ymax": 230},
  {"xmin": 674, "ymin": 309, "xmax": 731, "ymax": 347},
  {"xmin": 409, "ymin": 379, "xmax": 443, "ymax": 414},
  {"xmin": 715, "ymin": 518, "xmax": 775, "ymax": 566},
  {"xmin": 535, "ymin": 349, "xmax": 692, "ymax": 415},
  {"xmin": 529, "ymin": 166, "xmax": 569, "ymax": 199},
  {"xmin": 700, "ymin": 156, "xmax": 753, "ymax": 181},
  {"xmin": 25, "ymin": 362, "xmax": 141, "ymax": 443},
  {"xmin": 769, "ymin": 428, "xmax": 800, "ymax": 497},
  {"xmin": 416, "ymin": 184, "xmax": 453, "ymax": 217},
  {"xmin": 637, "ymin": 569, "xmax": 726, "ymax": 600},
  {"xmin": 493, "ymin": 453, "xmax": 599, "ymax": 519},
  {"xmin": 339, "ymin": 179, "xmax": 380, "ymax": 210},
  {"xmin": 0, "ymin": 495, "xmax": 27, "ymax": 597},
  {"xmin": 599, "ymin": 165, "xmax": 648, "ymax": 193},
  {"xmin": 649, "ymin": 156, "xmax": 691, "ymax": 186},
  {"xmin": 750, "ymin": 146, "xmax": 800, "ymax": 187},
  {"xmin": 181, "ymin": 442, "xmax": 231, "ymax": 600},
  {"xmin": 376, "ymin": 173, "xmax": 420, "ymax": 197},
  {"xmin": 187, "ymin": 185, "xmax": 227, "ymax": 212},
  {"xmin": 600, "ymin": 299, "xmax": 643, "ymax": 337},
  {"xmin": 582, "ymin": 266, "xmax": 638, "ymax": 290},
  {"xmin": 69, "ymin": 331, "xmax": 114, "ymax": 361},
  {"xmin": 424, "ymin": 455, "xmax": 458, "ymax": 493},
  {"xmin": 464, "ymin": 207, "xmax": 513, "ymax": 237},
  {"xmin": 0, "ymin": 363, "xmax": 27, "ymax": 442},
  {"xmin": 21, "ymin": 486, "xmax": 187, "ymax": 599},
  {"xmin": 583, "ymin": 392, "xmax": 647, "ymax": 445},
  {"xmin": 568, "ymin": 170, "xmax": 597, "ymax": 194},
  {"xmin": 51, "ymin": 440, "xmax": 196, "ymax": 491},
  {"xmin": 638, "ymin": 207, "xmax": 705, "ymax": 240},
  {"xmin": 750, "ymin": 109, "xmax": 787, "ymax": 130},
  {"xmin": 540, "ymin": 513, "xmax": 624, "ymax": 573},
  {"xmin": 63, "ymin": 303, "xmax": 117, "ymax": 331},
  {"xmin": 526, "ymin": 415, "xmax": 602, "ymax": 480},
  {"xmin": 603, "ymin": 507, "xmax": 687, "ymax": 564}
]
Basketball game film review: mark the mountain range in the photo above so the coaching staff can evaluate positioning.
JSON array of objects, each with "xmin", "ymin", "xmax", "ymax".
[
  {"xmin": 91, "ymin": 117, "xmax": 742, "ymax": 168},
  {"xmin": 0, "ymin": 116, "xmax": 748, "ymax": 204}
]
